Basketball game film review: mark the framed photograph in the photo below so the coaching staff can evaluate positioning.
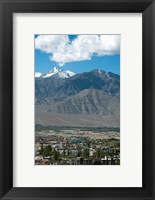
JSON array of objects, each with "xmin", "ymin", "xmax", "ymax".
[
  {"xmin": 0, "ymin": 0, "xmax": 154, "ymax": 199},
  {"xmin": 35, "ymin": 33, "xmax": 121, "ymax": 167}
]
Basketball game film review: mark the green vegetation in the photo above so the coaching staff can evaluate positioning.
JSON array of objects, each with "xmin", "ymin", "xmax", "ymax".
[
  {"xmin": 38, "ymin": 138, "xmax": 120, "ymax": 164},
  {"xmin": 35, "ymin": 124, "xmax": 120, "ymax": 132},
  {"xmin": 35, "ymin": 128, "xmax": 120, "ymax": 165}
]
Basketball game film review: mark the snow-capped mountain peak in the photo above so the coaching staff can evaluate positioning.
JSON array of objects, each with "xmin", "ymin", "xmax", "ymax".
[
  {"xmin": 42, "ymin": 67, "xmax": 60, "ymax": 78},
  {"xmin": 42, "ymin": 67, "xmax": 76, "ymax": 79},
  {"xmin": 53, "ymin": 67, "xmax": 60, "ymax": 74},
  {"xmin": 35, "ymin": 72, "xmax": 42, "ymax": 78}
]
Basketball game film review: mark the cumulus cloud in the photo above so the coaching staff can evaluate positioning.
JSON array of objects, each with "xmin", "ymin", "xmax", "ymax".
[{"xmin": 35, "ymin": 35, "xmax": 120, "ymax": 66}]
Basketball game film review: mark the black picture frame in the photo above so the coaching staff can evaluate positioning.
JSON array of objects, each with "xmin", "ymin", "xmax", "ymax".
[{"xmin": 0, "ymin": 0, "xmax": 155, "ymax": 199}]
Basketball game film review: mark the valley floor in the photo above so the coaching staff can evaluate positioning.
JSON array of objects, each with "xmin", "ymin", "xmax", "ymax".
[{"xmin": 35, "ymin": 127, "xmax": 120, "ymax": 165}]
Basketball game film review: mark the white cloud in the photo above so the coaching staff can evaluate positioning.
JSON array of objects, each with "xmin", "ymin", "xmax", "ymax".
[
  {"xmin": 35, "ymin": 35, "xmax": 120, "ymax": 65},
  {"xmin": 58, "ymin": 62, "xmax": 65, "ymax": 67}
]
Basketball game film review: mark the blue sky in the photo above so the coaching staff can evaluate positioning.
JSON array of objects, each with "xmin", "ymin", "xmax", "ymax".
[{"xmin": 35, "ymin": 34, "xmax": 120, "ymax": 75}]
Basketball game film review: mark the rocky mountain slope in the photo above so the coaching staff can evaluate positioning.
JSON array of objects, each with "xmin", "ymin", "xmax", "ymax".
[{"xmin": 35, "ymin": 68, "xmax": 120, "ymax": 127}]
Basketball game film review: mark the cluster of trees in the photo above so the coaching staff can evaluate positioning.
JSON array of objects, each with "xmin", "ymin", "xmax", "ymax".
[
  {"xmin": 76, "ymin": 146, "xmax": 119, "ymax": 159},
  {"xmin": 39, "ymin": 138, "xmax": 120, "ymax": 162},
  {"xmin": 40, "ymin": 145, "xmax": 60, "ymax": 161}
]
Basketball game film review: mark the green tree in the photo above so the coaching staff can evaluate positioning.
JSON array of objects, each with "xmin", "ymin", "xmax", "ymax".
[
  {"xmin": 83, "ymin": 148, "xmax": 89, "ymax": 158},
  {"xmin": 42, "ymin": 145, "xmax": 52, "ymax": 157},
  {"xmin": 77, "ymin": 145, "xmax": 82, "ymax": 157},
  {"xmin": 53, "ymin": 149, "xmax": 60, "ymax": 161},
  {"xmin": 97, "ymin": 148, "xmax": 101, "ymax": 158},
  {"xmin": 100, "ymin": 149, "xmax": 105, "ymax": 158}
]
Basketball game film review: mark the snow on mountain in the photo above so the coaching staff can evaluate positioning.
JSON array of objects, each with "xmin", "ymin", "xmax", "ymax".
[
  {"xmin": 42, "ymin": 67, "xmax": 76, "ymax": 79},
  {"xmin": 42, "ymin": 67, "xmax": 59, "ymax": 78},
  {"xmin": 35, "ymin": 72, "xmax": 42, "ymax": 78},
  {"xmin": 65, "ymin": 70, "xmax": 76, "ymax": 77}
]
